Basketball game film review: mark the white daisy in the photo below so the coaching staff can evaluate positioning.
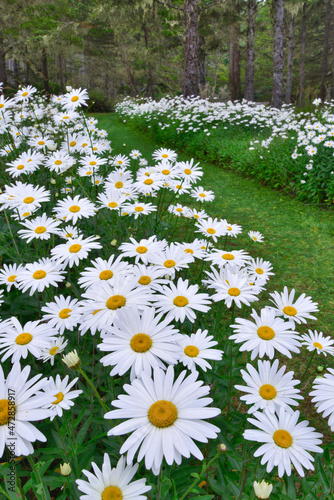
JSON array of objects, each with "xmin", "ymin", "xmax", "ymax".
[
  {"xmin": 41, "ymin": 295, "xmax": 82, "ymax": 334},
  {"xmin": 301, "ymin": 330, "xmax": 334, "ymax": 356},
  {"xmin": 0, "ymin": 263, "xmax": 24, "ymax": 291},
  {"xmin": 211, "ymin": 269, "xmax": 259, "ymax": 308},
  {"xmin": 42, "ymin": 375, "xmax": 82, "ymax": 420},
  {"xmin": 51, "ymin": 235, "xmax": 102, "ymax": 268},
  {"xmin": 310, "ymin": 368, "xmax": 334, "ymax": 430},
  {"xmin": 269, "ymin": 286, "xmax": 319, "ymax": 325},
  {"xmin": 17, "ymin": 214, "xmax": 62, "ymax": 242},
  {"xmin": 178, "ymin": 329, "xmax": 223, "ymax": 372},
  {"xmin": 78, "ymin": 255, "xmax": 131, "ymax": 290},
  {"xmin": 119, "ymin": 236, "xmax": 166, "ymax": 264},
  {"xmin": 39, "ymin": 337, "xmax": 68, "ymax": 366},
  {"xmin": 16, "ymin": 258, "xmax": 66, "ymax": 295},
  {"xmin": 54, "ymin": 195, "xmax": 96, "ymax": 224}
]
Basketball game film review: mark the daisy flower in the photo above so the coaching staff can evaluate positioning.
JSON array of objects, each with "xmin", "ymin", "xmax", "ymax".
[
  {"xmin": 176, "ymin": 158, "xmax": 203, "ymax": 182},
  {"xmin": 42, "ymin": 375, "xmax": 82, "ymax": 420},
  {"xmin": 207, "ymin": 249, "xmax": 251, "ymax": 268},
  {"xmin": 129, "ymin": 264, "xmax": 169, "ymax": 290},
  {"xmin": 310, "ymin": 368, "xmax": 334, "ymax": 430},
  {"xmin": 105, "ymin": 366, "xmax": 220, "ymax": 475},
  {"xmin": 244, "ymin": 408, "xmax": 323, "ymax": 477},
  {"xmin": 130, "ymin": 149, "xmax": 142, "ymax": 159},
  {"xmin": 176, "ymin": 240, "xmax": 208, "ymax": 260},
  {"xmin": 224, "ymin": 221, "xmax": 242, "ymax": 238},
  {"xmin": 62, "ymin": 87, "xmax": 89, "ymax": 110},
  {"xmin": 247, "ymin": 258, "xmax": 274, "ymax": 282},
  {"xmin": 185, "ymin": 207, "xmax": 208, "ymax": 221},
  {"xmin": 211, "ymin": 269, "xmax": 259, "ymax": 308},
  {"xmin": 0, "ymin": 317, "xmax": 59, "ymax": 363},
  {"xmin": 152, "ymin": 278, "xmax": 211, "ymax": 323},
  {"xmin": 98, "ymin": 306, "xmax": 181, "ymax": 380},
  {"xmin": 41, "ymin": 295, "xmax": 82, "ymax": 334},
  {"xmin": 248, "ymin": 231, "xmax": 264, "ymax": 243},
  {"xmin": 0, "ymin": 263, "xmax": 24, "ymax": 291},
  {"xmin": 17, "ymin": 214, "xmax": 62, "ymax": 242},
  {"xmin": 150, "ymin": 243, "xmax": 194, "ymax": 278},
  {"xmin": 301, "ymin": 330, "xmax": 334, "ymax": 356},
  {"xmin": 235, "ymin": 359, "xmax": 302, "ymax": 414},
  {"xmin": 39, "ymin": 337, "xmax": 68, "ymax": 366},
  {"xmin": 178, "ymin": 329, "xmax": 223, "ymax": 372},
  {"xmin": 16, "ymin": 258, "xmax": 66, "ymax": 295},
  {"xmin": 0, "ymin": 362, "xmax": 55, "ymax": 457},
  {"xmin": 14, "ymin": 85, "xmax": 37, "ymax": 102},
  {"xmin": 230, "ymin": 307, "xmax": 301, "ymax": 360},
  {"xmin": 4, "ymin": 182, "xmax": 50, "ymax": 213},
  {"xmin": 190, "ymin": 186, "xmax": 215, "ymax": 203},
  {"xmin": 269, "ymin": 286, "xmax": 319, "ymax": 325},
  {"xmin": 51, "ymin": 235, "xmax": 102, "ymax": 268},
  {"xmin": 54, "ymin": 195, "xmax": 96, "ymax": 224},
  {"xmin": 195, "ymin": 217, "xmax": 225, "ymax": 242},
  {"xmin": 97, "ymin": 189, "xmax": 128, "ymax": 211},
  {"xmin": 78, "ymin": 255, "xmax": 131, "ymax": 290},
  {"xmin": 45, "ymin": 151, "xmax": 74, "ymax": 173},
  {"xmin": 152, "ymin": 147, "xmax": 178, "ymax": 162},
  {"xmin": 59, "ymin": 224, "xmax": 81, "ymax": 240},
  {"xmin": 113, "ymin": 154, "xmax": 131, "ymax": 168},
  {"xmin": 76, "ymin": 455, "xmax": 151, "ymax": 500},
  {"xmin": 123, "ymin": 201, "xmax": 157, "ymax": 219},
  {"xmin": 119, "ymin": 236, "xmax": 166, "ymax": 264}
]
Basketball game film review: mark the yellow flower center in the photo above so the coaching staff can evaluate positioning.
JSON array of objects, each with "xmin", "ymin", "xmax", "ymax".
[
  {"xmin": 162, "ymin": 169, "xmax": 170, "ymax": 175},
  {"xmin": 313, "ymin": 342, "xmax": 323, "ymax": 349},
  {"xmin": 207, "ymin": 228, "xmax": 215, "ymax": 234},
  {"xmin": 228, "ymin": 287, "xmax": 240, "ymax": 296},
  {"xmin": 53, "ymin": 392, "xmax": 64, "ymax": 404},
  {"xmin": 22, "ymin": 91, "xmax": 29, "ymax": 97},
  {"xmin": 7, "ymin": 275, "xmax": 17, "ymax": 282},
  {"xmin": 138, "ymin": 275, "xmax": 151, "ymax": 285},
  {"xmin": 59, "ymin": 308, "xmax": 71, "ymax": 319},
  {"xmin": 65, "ymin": 233, "xmax": 73, "ymax": 238},
  {"xmin": 69, "ymin": 244, "xmax": 81, "ymax": 253},
  {"xmin": 184, "ymin": 345, "xmax": 199, "ymax": 357},
  {"xmin": 135, "ymin": 207, "xmax": 144, "ymax": 212},
  {"xmin": 173, "ymin": 295, "xmax": 189, "ymax": 307},
  {"xmin": 16, "ymin": 164, "xmax": 25, "ymax": 170},
  {"xmin": 115, "ymin": 181, "xmax": 123, "ymax": 189},
  {"xmin": 106, "ymin": 295, "xmax": 126, "ymax": 310},
  {"xmin": 0, "ymin": 399, "xmax": 16, "ymax": 426},
  {"xmin": 89, "ymin": 161, "xmax": 97, "ymax": 165},
  {"xmin": 255, "ymin": 268, "xmax": 264, "ymax": 274},
  {"xmin": 199, "ymin": 193, "xmax": 206, "ymax": 197},
  {"xmin": 257, "ymin": 326, "xmax": 275, "ymax": 340},
  {"xmin": 222, "ymin": 253, "xmax": 234, "ymax": 260},
  {"xmin": 184, "ymin": 248, "xmax": 194, "ymax": 254},
  {"xmin": 99, "ymin": 270, "xmax": 113, "ymax": 280},
  {"xmin": 33, "ymin": 270, "xmax": 46, "ymax": 279},
  {"xmin": 16, "ymin": 333, "xmax": 33, "ymax": 345},
  {"xmin": 102, "ymin": 486, "xmax": 123, "ymax": 500},
  {"xmin": 86, "ymin": 171, "xmax": 92, "ymax": 175},
  {"xmin": 71, "ymin": 96, "xmax": 79, "ymax": 102},
  {"xmin": 283, "ymin": 306, "xmax": 297, "ymax": 316},
  {"xmin": 130, "ymin": 333, "xmax": 152, "ymax": 353},
  {"xmin": 62, "ymin": 116, "xmax": 69, "ymax": 119},
  {"xmin": 35, "ymin": 226, "xmax": 46, "ymax": 234},
  {"xmin": 55, "ymin": 160, "xmax": 62, "ymax": 165},
  {"xmin": 164, "ymin": 259, "xmax": 176, "ymax": 268},
  {"xmin": 108, "ymin": 202, "xmax": 118, "ymax": 208},
  {"xmin": 69, "ymin": 141, "xmax": 76, "ymax": 147},
  {"xmin": 176, "ymin": 208, "xmax": 183, "ymax": 212},
  {"xmin": 148, "ymin": 400, "xmax": 178, "ymax": 428},
  {"xmin": 23, "ymin": 212, "xmax": 30, "ymax": 217},
  {"xmin": 184, "ymin": 168, "xmax": 192, "ymax": 175},
  {"xmin": 23, "ymin": 196, "xmax": 34, "ymax": 204},
  {"xmin": 144, "ymin": 179, "xmax": 153, "ymax": 185},
  {"xmin": 227, "ymin": 226, "xmax": 232, "ymax": 231},
  {"xmin": 273, "ymin": 429, "xmax": 293, "ymax": 448},
  {"xmin": 93, "ymin": 309, "xmax": 102, "ymax": 315},
  {"xmin": 162, "ymin": 154, "xmax": 168, "ymax": 158},
  {"xmin": 38, "ymin": 141, "xmax": 45, "ymax": 145},
  {"xmin": 82, "ymin": 143, "xmax": 88, "ymax": 147},
  {"xmin": 259, "ymin": 384, "xmax": 277, "ymax": 400},
  {"xmin": 176, "ymin": 184, "xmax": 182, "ymax": 189},
  {"xmin": 49, "ymin": 346, "xmax": 59, "ymax": 355},
  {"xmin": 117, "ymin": 160, "xmax": 122, "ymax": 164},
  {"xmin": 69, "ymin": 205, "xmax": 80, "ymax": 213},
  {"xmin": 136, "ymin": 246, "xmax": 147, "ymax": 254}
]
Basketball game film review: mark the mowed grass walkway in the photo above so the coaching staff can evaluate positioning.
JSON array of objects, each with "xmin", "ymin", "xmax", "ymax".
[{"xmin": 93, "ymin": 114, "xmax": 334, "ymax": 338}]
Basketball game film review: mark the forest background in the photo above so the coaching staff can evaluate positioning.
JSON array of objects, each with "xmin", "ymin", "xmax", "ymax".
[{"xmin": 0, "ymin": 0, "xmax": 332, "ymax": 111}]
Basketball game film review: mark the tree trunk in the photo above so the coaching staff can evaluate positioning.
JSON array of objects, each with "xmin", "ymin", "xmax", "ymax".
[
  {"xmin": 271, "ymin": 0, "xmax": 285, "ymax": 109},
  {"xmin": 285, "ymin": 12, "xmax": 295, "ymax": 103},
  {"xmin": 119, "ymin": 40, "xmax": 139, "ymax": 96},
  {"xmin": 0, "ymin": 35, "xmax": 7, "ymax": 92},
  {"xmin": 143, "ymin": 22, "xmax": 155, "ymax": 98},
  {"xmin": 25, "ymin": 46, "xmax": 29, "ymax": 85},
  {"xmin": 229, "ymin": 23, "xmax": 241, "ymax": 100},
  {"xmin": 182, "ymin": 0, "xmax": 199, "ymax": 97},
  {"xmin": 299, "ymin": 1, "xmax": 307, "ymax": 106},
  {"xmin": 198, "ymin": 35, "xmax": 206, "ymax": 90},
  {"xmin": 57, "ymin": 53, "xmax": 65, "ymax": 93},
  {"xmin": 41, "ymin": 47, "xmax": 50, "ymax": 96},
  {"xmin": 244, "ymin": 0, "xmax": 257, "ymax": 101},
  {"xmin": 320, "ymin": 0, "xmax": 332, "ymax": 101}
]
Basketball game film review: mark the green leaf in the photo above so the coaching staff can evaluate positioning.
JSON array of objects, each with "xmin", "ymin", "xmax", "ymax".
[{"xmin": 315, "ymin": 455, "xmax": 330, "ymax": 494}]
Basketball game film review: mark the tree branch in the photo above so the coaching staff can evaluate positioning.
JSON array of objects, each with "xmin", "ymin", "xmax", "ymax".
[
  {"xmin": 200, "ymin": 0, "xmax": 225, "ymax": 12},
  {"xmin": 155, "ymin": 0, "xmax": 184, "ymax": 11}
]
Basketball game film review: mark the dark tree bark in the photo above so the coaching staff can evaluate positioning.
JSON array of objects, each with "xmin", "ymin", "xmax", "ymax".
[
  {"xmin": 299, "ymin": 1, "xmax": 307, "ymax": 106},
  {"xmin": 229, "ymin": 23, "xmax": 241, "ymax": 100},
  {"xmin": 198, "ymin": 35, "xmax": 206, "ymax": 90},
  {"xmin": 119, "ymin": 41, "xmax": 139, "ymax": 95},
  {"xmin": 143, "ymin": 22, "xmax": 155, "ymax": 98},
  {"xmin": 57, "ymin": 53, "xmax": 65, "ymax": 93},
  {"xmin": 285, "ymin": 11, "xmax": 295, "ymax": 103},
  {"xmin": 320, "ymin": 0, "xmax": 332, "ymax": 101},
  {"xmin": 182, "ymin": 0, "xmax": 200, "ymax": 97},
  {"xmin": 25, "ymin": 46, "xmax": 29, "ymax": 85},
  {"xmin": 0, "ymin": 35, "xmax": 7, "ymax": 92},
  {"xmin": 271, "ymin": 0, "xmax": 285, "ymax": 109},
  {"xmin": 244, "ymin": 0, "xmax": 257, "ymax": 101},
  {"xmin": 41, "ymin": 47, "xmax": 50, "ymax": 95}
]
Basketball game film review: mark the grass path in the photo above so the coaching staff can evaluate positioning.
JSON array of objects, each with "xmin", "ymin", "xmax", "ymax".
[{"xmin": 93, "ymin": 113, "xmax": 334, "ymax": 335}]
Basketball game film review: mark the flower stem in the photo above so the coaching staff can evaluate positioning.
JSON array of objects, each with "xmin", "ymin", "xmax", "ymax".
[
  {"xmin": 300, "ymin": 350, "xmax": 316, "ymax": 384},
  {"xmin": 178, "ymin": 452, "xmax": 220, "ymax": 500},
  {"xmin": 27, "ymin": 455, "xmax": 49, "ymax": 500}
]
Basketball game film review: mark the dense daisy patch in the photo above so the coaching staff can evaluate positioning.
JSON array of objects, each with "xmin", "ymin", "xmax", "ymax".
[{"xmin": 0, "ymin": 85, "xmax": 332, "ymax": 499}]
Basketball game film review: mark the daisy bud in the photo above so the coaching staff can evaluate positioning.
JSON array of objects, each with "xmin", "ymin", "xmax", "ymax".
[
  {"xmin": 55, "ymin": 192, "xmax": 59, "ymax": 197},
  {"xmin": 217, "ymin": 443, "xmax": 227, "ymax": 454},
  {"xmin": 59, "ymin": 463, "xmax": 71, "ymax": 476},
  {"xmin": 253, "ymin": 480, "xmax": 273, "ymax": 499},
  {"xmin": 50, "ymin": 179, "xmax": 56, "ymax": 185},
  {"xmin": 317, "ymin": 365, "xmax": 324, "ymax": 372},
  {"xmin": 66, "ymin": 86, "xmax": 73, "ymax": 92},
  {"xmin": 123, "ymin": 143, "xmax": 126, "ymax": 147},
  {"xmin": 110, "ymin": 239, "xmax": 117, "ymax": 247},
  {"xmin": 62, "ymin": 350, "xmax": 81, "ymax": 370},
  {"xmin": 47, "ymin": 143, "xmax": 57, "ymax": 151},
  {"xmin": 65, "ymin": 282, "xmax": 72, "ymax": 288}
]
